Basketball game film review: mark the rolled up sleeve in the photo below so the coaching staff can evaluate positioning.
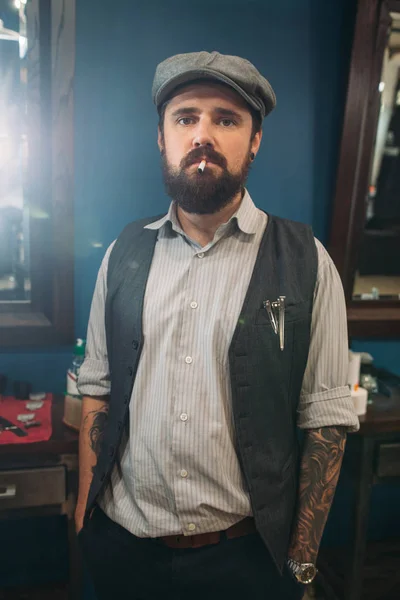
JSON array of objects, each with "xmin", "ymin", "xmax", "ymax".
[
  {"xmin": 297, "ymin": 240, "xmax": 359, "ymax": 432},
  {"xmin": 77, "ymin": 241, "xmax": 115, "ymax": 398}
]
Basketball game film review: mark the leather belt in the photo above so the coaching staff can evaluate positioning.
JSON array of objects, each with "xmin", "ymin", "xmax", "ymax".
[{"xmin": 158, "ymin": 517, "xmax": 257, "ymax": 549}]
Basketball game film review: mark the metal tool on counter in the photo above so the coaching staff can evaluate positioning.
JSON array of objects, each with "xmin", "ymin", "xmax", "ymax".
[
  {"xmin": 24, "ymin": 421, "xmax": 42, "ymax": 429},
  {"xmin": 0, "ymin": 416, "xmax": 28, "ymax": 437}
]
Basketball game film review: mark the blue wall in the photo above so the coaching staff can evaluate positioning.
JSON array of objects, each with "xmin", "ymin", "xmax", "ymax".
[{"xmin": 73, "ymin": 0, "xmax": 357, "ymax": 331}]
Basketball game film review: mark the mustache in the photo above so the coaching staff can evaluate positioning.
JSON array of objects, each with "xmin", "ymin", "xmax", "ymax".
[{"xmin": 180, "ymin": 147, "xmax": 227, "ymax": 170}]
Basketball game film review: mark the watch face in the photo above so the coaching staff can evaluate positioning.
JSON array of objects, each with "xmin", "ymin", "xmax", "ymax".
[{"xmin": 299, "ymin": 565, "xmax": 317, "ymax": 584}]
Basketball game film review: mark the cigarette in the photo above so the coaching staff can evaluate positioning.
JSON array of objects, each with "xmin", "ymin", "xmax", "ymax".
[{"xmin": 197, "ymin": 160, "xmax": 206, "ymax": 173}]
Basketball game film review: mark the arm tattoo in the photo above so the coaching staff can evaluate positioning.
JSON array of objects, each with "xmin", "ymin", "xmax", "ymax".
[
  {"xmin": 84, "ymin": 407, "xmax": 109, "ymax": 474},
  {"xmin": 288, "ymin": 426, "xmax": 347, "ymax": 563}
]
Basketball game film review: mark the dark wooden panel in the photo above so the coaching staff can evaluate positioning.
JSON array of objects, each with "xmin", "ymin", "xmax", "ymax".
[
  {"xmin": 318, "ymin": 539, "xmax": 400, "ymax": 600},
  {"xmin": 376, "ymin": 442, "xmax": 400, "ymax": 476},
  {"xmin": 0, "ymin": 465, "xmax": 66, "ymax": 509},
  {"xmin": 357, "ymin": 388, "xmax": 400, "ymax": 434},
  {"xmin": 348, "ymin": 304, "xmax": 400, "ymax": 337}
]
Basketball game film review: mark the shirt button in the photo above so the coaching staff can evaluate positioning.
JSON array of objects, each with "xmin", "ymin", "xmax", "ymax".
[
  {"xmin": 180, "ymin": 413, "xmax": 188, "ymax": 422},
  {"xmin": 190, "ymin": 301, "xmax": 198, "ymax": 309},
  {"xmin": 185, "ymin": 356, "xmax": 193, "ymax": 364},
  {"xmin": 187, "ymin": 523, "xmax": 196, "ymax": 532},
  {"xmin": 180, "ymin": 469, "xmax": 188, "ymax": 478},
  {"xmin": 197, "ymin": 252, "xmax": 204, "ymax": 259}
]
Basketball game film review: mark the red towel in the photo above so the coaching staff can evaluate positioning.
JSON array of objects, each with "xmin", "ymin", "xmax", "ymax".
[{"xmin": 0, "ymin": 394, "xmax": 52, "ymax": 444}]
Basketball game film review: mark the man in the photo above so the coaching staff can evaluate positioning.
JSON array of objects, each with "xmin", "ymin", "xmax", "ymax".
[{"xmin": 76, "ymin": 51, "xmax": 359, "ymax": 600}]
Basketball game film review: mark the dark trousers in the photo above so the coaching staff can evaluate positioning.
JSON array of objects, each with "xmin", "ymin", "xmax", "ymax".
[{"xmin": 79, "ymin": 506, "xmax": 305, "ymax": 600}]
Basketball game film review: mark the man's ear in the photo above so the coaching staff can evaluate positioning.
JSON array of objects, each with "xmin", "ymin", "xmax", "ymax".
[
  {"xmin": 158, "ymin": 127, "xmax": 164, "ymax": 153},
  {"xmin": 251, "ymin": 129, "xmax": 262, "ymax": 157}
]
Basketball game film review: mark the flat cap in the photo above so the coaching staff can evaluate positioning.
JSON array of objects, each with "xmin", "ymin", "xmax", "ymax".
[{"xmin": 152, "ymin": 51, "xmax": 276, "ymax": 119}]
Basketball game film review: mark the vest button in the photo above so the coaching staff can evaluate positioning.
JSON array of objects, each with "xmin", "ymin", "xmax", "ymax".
[
  {"xmin": 117, "ymin": 420, "xmax": 123, "ymax": 430},
  {"xmin": 109, "ymin": 446, "xmax": 115, "ymax": 457},
  {"xmin": 100, "ymin": 473, "xmax": 105, "ymax": 481},
  {"xmin": 132, "ymin": 340, "xmax": 138, "ymax": 349},
  {"xmin": 124, "ymin": 394, "xmax": 129, "ymax": 404},
  {"xmin": 127, "ymin": 367, "xmax": 133, "ymax": 376}
]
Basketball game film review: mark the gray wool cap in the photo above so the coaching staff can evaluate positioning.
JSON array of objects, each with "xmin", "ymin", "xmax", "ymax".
[{"xmin": 152, "ymin": 51, "xmax": 276, "ymax": 119}]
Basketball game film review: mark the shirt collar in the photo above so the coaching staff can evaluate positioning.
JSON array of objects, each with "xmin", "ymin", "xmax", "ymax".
[{"xmin": 144, "ymin": 189, "xmax": 260, "ymax": 235}]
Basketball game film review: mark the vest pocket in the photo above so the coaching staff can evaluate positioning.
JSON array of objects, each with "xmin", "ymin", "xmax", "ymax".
[{"xmin": 255, "ymin": 300, "xmax": 311, "ymax": 327}]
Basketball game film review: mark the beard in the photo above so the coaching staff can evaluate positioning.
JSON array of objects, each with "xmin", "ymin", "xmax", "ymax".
[{"xmin": 161, "ymin": 145, "xmax": 252, "ymax": 215}]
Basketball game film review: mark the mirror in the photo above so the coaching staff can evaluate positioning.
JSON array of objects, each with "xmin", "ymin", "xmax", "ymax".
[
  {"xmin": 329, "ymin": 0, "xmax": 400, "ymax": 337},
  {"xmin": 0, "ymin": 0, "xmax": 74, "ymax": 347},
  {"xmin": 353, "ymin": 11, "xmax": 400, "ymax": 301},
  {"xmin": 0, "ymin": 8, "xmax": 31, "ymax": 302}
]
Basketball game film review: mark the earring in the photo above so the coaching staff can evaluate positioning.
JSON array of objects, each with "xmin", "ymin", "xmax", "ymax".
[{"xmin": 250, "ymin": 152, "xmax": 255, "ymax": 161}]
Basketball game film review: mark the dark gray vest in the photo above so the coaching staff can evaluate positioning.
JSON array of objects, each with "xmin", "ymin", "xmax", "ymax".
[{"xmin": 86, "ymin": 212, "xmax": 318, "ymax": 573}]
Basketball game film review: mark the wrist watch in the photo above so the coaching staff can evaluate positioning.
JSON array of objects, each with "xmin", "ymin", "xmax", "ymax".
[{"xmin": 287, "ymin": 558, "xmax": 318, "ymax": 585}]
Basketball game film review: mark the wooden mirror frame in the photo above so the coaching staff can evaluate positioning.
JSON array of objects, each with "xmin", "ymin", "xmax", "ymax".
[
  {"xmin": 329, "ymin": 0, "xmax": 400, "ymax": 338},
  {"xmin": 0, "ymin": 0, "xmax": 75, "ymax": 347}
]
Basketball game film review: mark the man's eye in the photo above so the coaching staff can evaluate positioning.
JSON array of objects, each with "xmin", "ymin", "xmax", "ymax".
[
  {"xmin": 220, "ymin": 119, "xmax": 235, "ymax": 127},
  {"xmin": 178, "ymin": 117, "xmax": 194, "ymax": 125}
]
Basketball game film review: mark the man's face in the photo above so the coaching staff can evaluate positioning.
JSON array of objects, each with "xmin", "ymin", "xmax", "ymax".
[{"xmin": 158, "ymin": 82, "xmax": 262, "ymax": 215}]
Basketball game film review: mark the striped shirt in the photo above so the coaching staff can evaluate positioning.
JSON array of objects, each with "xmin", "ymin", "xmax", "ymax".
[{"xmin": 78, "ymin": 190, "xmax": 359, "ymax": 538}]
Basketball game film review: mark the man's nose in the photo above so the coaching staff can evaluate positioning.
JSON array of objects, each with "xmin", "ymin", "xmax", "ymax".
[{"xmin": 192, "ymin": 121, "xmax": 214, "ymax": 149}]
